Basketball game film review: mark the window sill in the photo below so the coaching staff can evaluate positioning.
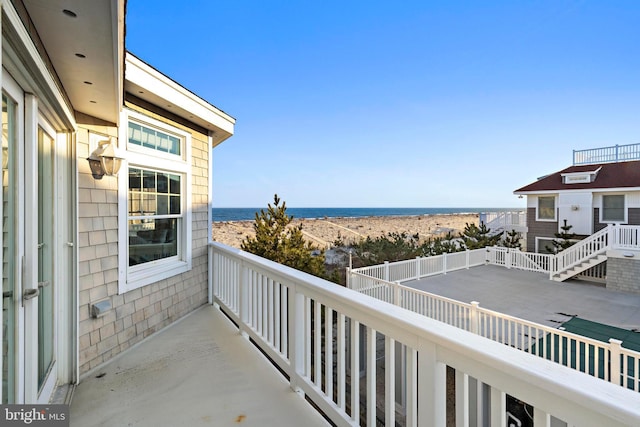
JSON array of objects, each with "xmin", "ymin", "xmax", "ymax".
[{"xmin": 119, "ymin": 259, "xmax": 191, "ymax": 294}]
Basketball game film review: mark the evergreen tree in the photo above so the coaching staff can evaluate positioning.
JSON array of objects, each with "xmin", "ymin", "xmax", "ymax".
[
  {"xmin": 502, "ymin": 229, "xmax": 522, "ymax": 249},
  {"xmin": 545, "ymin": 219, "xmax": 576, "ymax": 254},
  {"xmin": 460, "ymin": 222, "xmax": 501, "ymax": 250},
  {"xmin": 241, "ymin": 194, "xmax": 326, "ymax": 277}
]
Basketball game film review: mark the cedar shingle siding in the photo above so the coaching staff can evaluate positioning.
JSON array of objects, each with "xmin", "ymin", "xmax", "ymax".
[{"xmin": 77, "ymin": 106, "xmax": 210, "ymax": 375}]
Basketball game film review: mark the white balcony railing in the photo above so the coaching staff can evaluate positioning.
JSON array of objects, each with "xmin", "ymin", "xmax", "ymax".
[
  {"xmin": 574, "ymin": 143, "xmax": 640, "ymax": 165},
  {"xmin": 479, "ymin": 211, "xmax": 527, "ymax": 232},
  {"xmin": 348, "ymin": 271, "xmax": 640, "ymax": 393},
  {"xmin": 210, "ymin": 242, "xmax": 640, "ymax": 426}
]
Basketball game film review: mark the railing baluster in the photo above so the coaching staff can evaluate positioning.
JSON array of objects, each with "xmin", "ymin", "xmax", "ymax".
[
  {"xmin": 337, "ymin": 312, "xmax": 346, "ymax": 410},
  {"xmin": 325, "ymin": 305, "xmax": 333, "ymax": 400},
  {"xmin": 385, "ymin": 336, "xmax": 395, "ymax": 426},
  {"xmin": 366, "ymin": 327, "xmax": 377, "ymax": 427},
  {"xmin": 350, "ymin": 319, "xmax": 360, "ymax": 422}
]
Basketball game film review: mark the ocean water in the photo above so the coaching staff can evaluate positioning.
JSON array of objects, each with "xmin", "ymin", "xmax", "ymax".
[{"xmin": 212, "ymin": 207, "xmax": 516, "ymax": 222}]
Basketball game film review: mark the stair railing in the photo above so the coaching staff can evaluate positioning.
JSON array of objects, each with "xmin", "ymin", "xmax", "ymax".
[{"xmin": 550, "ymin": 225, "xmax": 613, "ymax": 279}]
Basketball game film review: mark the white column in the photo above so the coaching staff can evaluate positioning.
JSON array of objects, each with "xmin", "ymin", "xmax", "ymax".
[
  {"xmin": 490, "ymin": 386, "xmax": 506, "ymax": 427},
  {"xmin": 455, "ymin": 371, "xmax": 469, "ymax": 427},
  {"xmin": 288, "ymin": 287, "xmax": 305, "ymax": 397},
  {"xmin": 417, "ymin": 339, "xmax": 447, "ymax": 426}
]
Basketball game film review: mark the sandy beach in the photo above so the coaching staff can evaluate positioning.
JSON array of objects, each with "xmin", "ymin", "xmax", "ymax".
[{"xmin": 212, "ymin": 213, "xmax": 479, "ymax": 249}]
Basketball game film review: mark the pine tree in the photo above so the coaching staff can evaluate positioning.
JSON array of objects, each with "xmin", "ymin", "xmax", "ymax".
[
  {"xmin": 460, "ymin": 222, "xmax": 501, "ymax": 250},
  {"xmin": 502, "ymin": 229, "xmax": 522, "ymax": 249},
  {"xmin": 241, "ymin": 194, "xmax": 326, "ymax": 277},
  {"xmin": 545, "ymin": 219, "xmax": 576, "ymax": 254}
]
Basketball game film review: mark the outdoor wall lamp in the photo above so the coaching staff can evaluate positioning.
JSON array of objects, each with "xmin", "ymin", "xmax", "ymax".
[{"xmin": 87, "ymin": 138, "xmax": 125, "ymax": 179}]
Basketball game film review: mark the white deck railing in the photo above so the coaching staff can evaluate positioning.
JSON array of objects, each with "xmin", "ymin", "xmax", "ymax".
[
  {"xmin": 210, "ymin": 242, "xmax": 640, "ymax": 426},
  {"xmin": 350, "ymin": 247, "xmax": 550, "ymax": 285},
  {"xmin": 479, "ymin": 211, "xmax": 527, "ymax": 232},
  {"xmin": 349, "ymin": 272, "xmax": 640, "ymax": 393},
  {"xmin": 574, "ymin": 143, "xmax": 640, "ymax": 165},
  {"xmin": 350, "ymin": 225, "xmax": 639, "ymax": 282}
]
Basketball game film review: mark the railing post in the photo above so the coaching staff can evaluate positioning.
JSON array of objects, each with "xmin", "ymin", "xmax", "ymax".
[
  {"xmin": 239, "ymin": 261, "xmax": 250, "ymax": 339},
  {"xmin": 288, "ymin": 285, "xmax": 306, "ymax": 397},
  {"xmin": 394, "ymin": 281, "xmax": 401, "ymax": 306},
  {"xmin": 506, "ymin": 248, "xmax": 512, "ymax": 269},
  {"xmin": 609, "ymin": 338, "xmax": 623, "ymax": 386},
  {"xmin": 615, "ymin": 144, "xmax": 619, "ymax": 162},
  {"xmin": 470, "ymin": 301, "xmax": 480, "ymax": 334},
  {"xmin": 384, "ymin": 260, "xmax": 390, "ymax": 281},
  {"xmin": 416, "ymin": 256, "xmax": 421, "ymax": 280},
  {"xmin": 443, "ymin": 253, "xmax": 448, "ymax": 274},
  {"xmin": 208, "ymin": 244, "xmax": 214, "ymax": 305},
  {"xmin": 417, "ymin": 339, "xmax": 447, "ymax": 426},
  {"xmin": 345, "ymin": 267, "xmax": 351, "ymax": 289}
]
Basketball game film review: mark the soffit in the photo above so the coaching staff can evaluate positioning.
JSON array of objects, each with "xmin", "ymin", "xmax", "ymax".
[
  {"xmin": 22, "ymin": 0, "xmax": 124, "ymax": 124},
  {"xmin": 125, "ymin": 53, "xmax": 235, "ymax": 146}
]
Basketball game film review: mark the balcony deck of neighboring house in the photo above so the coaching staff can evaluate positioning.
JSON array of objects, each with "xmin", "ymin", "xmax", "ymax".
[
  {"xmin": 69, "ymin": 305, "xmax": 329, "ymax": 427},
  {"xmin": 405, "ymin": 265, "xmax": 640, "ymax": 330}
]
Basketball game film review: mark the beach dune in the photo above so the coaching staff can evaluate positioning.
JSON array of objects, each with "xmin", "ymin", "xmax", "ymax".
[{"xmin": 212, "ymin": 213, "xmax": 479, "ymax": 249}]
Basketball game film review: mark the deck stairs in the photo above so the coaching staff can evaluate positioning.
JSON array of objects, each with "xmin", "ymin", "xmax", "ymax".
[
  {"xmin": 480, "ymin": 211, "xmax": 527, "ymax": 238},
  {"xmin": 551, "ymin": 226, "xmax": 611, "ymax": 282}
]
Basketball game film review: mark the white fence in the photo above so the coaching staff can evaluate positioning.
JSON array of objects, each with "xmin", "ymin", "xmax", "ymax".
[
  {"xmin": 351, "ymin": 225, "xmax": 640, "ymax": 283},
  {"xmin": 479, "ymin": 211, "xmax": 527, "ymax": 230},
  {"xmin": 350, "ymin": 247, "xmax": 551, "ymax": 285},
  {"xmin": 574, "ymin": 143, "xmax": 640, "ymax": 165},
  {"xmin": 210, "ymin": 242, "xmax": 640, "ymax": 426},
  {"xmin": 347, "ymin": 271, "xmax": 640, "ymax": 395}
]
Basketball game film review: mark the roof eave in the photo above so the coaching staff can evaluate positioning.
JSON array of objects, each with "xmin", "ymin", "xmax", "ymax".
[{"xmin": 124, "ymin": 53, "xmax": 235, "ymax": 144}]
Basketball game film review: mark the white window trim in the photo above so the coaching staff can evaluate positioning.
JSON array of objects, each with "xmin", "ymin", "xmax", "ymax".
[
  {"xmin": 536, "ymin": 195, "xmax": 557, "ymax": 222},
  {"xmin": 118, "ymin": 109, "xmax": 192, "ymax": 294},
  {"xmin": 600, "ymin": 193, "xmax": 627, "ymax": 224}
]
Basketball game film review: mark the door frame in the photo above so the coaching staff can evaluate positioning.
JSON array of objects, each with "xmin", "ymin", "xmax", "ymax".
[{"xmin": 1, "ymin": 70, "xmax": 76, "ymax": 404}]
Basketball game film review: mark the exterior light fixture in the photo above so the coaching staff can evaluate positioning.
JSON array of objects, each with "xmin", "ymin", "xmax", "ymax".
[{"xmin": 87, "ymin": 138, "xmax": 124, "ymax": 179}]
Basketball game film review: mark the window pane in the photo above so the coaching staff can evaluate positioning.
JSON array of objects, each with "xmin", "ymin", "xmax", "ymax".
[
  {"xmin": 128, "ymin": 121, "xmax": 181, "ymax": 156},
  {"xmin": 538, "ymin": 197, "xmax": 555, "ymax": 220},
  {"xmin": 143, "ymin": 170, "xmax": 155, "ymax": 191},
  {"xmin": 128, "ymin": 218, "xmax": 178, "ymax": 266},
  {"xmin": 537, "ymin": 238, "xmax": 557, "ymax": 254},
  {"xmin": 129, "ymin": 168, "xmax": 142, "ymax": 191},
  {"xmin": 170, "ymin": 196, "xmax": 180, "ymax": 214},
  {"xmin": 157, "ymin": 195, "xmax": 169, "ymax": 215},
  {"xmin": 603, "ymin": 195, "xmax": 625, "ymax": 222},
  {"xmin": 157, "ymin": 173, "xmax": 168, "ymax": 193},
  {"xmin": 169, "ymin": 174, "xmax": 180, "ymax": 194}
]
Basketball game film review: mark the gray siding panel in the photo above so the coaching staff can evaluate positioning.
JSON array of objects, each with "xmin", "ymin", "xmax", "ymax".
[{"xmin": 526, "ymin": 207, "xmax": 558, "ymax": 252}]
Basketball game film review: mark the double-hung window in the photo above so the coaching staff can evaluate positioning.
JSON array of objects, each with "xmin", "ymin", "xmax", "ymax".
[
  {"xmin": 118, "ymin": 110, "xmax": 192, "ymax": 293},
  {"xmin": 537, "ymin": 196, "xmax": 556, "ymax": 221},
  {"xmin": 601, "ymin": 194, "xmax": 625, "ymax": 223}
]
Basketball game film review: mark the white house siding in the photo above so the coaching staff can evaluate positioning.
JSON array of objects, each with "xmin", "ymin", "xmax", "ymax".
[{"xmin": 76, "ymin": 103, "xmax": 211, "ymax": 375}]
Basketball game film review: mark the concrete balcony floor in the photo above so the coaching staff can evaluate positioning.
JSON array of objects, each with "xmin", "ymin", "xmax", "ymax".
[{"xmin": 70, "ymin": 306, "xmax": 328, "ymax": 427}]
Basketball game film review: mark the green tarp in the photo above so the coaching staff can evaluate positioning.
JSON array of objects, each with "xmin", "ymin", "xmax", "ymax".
[
  {"xmin": 529, "ymin": 317, "xmax": 640, "ymax": 387},
  {"xmin": 560, "ymin": 317, "xmax": 640, "ymax": 352}
]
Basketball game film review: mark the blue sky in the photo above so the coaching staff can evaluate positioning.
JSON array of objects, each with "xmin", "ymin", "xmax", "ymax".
[{"xmin": 126, "ymin": 1, "xmax": 640, "ymax": 208}]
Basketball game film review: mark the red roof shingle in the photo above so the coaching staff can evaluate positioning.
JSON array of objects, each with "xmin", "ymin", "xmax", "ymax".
[{"xmin": 514, "ymin": 160, "xmax": 640, "ymax": 193}]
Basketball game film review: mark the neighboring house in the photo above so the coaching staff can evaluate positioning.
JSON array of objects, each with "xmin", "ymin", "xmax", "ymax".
[
  {"xmin": 514, "ymin": 144, "xmax": 640, "ymax": 291},
  {"xmin": 1, "ymin": 0, "xmax": 234, "ymax": 405},
  {"xmin": 514, "ymin": 146, "xmax": 640, "ymax": 253}
]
